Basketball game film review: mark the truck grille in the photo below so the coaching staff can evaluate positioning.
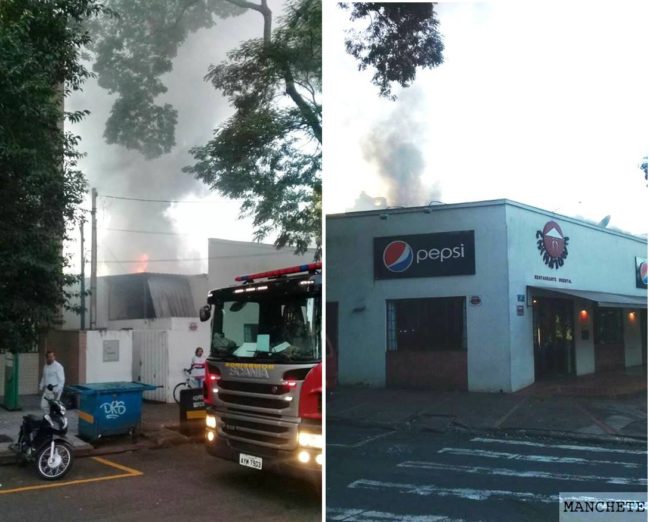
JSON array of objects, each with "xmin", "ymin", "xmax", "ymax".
[{"xmin": 219, "ymin": 393, "xmax": 291, "ymax": 410}]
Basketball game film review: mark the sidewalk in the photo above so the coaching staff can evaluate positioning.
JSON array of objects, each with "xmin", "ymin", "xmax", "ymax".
[
  {"xmin": 328, "ymin": 374, "xmax": 647, "ymax": 446},
  {"xmin": 0, "ymin": 395, "xmax": 193, "ymax": 465}
]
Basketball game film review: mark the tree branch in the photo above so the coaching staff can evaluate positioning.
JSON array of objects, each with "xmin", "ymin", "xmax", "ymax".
[{"xmin": 225, "ymin": 0, "xmax": 272, "ymax": 43}]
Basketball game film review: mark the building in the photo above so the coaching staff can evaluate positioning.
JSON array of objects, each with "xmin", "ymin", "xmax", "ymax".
[{"xmin": 326, "ymin": 199, "xmax": 647, "ymax": 393}]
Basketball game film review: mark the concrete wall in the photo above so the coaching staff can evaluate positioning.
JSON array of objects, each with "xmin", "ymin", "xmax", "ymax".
[
  {"xmin": 85, "ymin": 330, "xmax": 133, "ymax": 383},
  {"xmin": 0, "ymin": 352, "xmax": 39, "ymax": 394},
  {"xmin": 326, "ymin": 202, "xmax": 512, "ymax": 391}
]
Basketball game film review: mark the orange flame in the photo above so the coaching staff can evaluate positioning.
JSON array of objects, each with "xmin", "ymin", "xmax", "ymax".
[{"xmin": 135, "ymin": 253, "xmax": 149, "ymax": 273}]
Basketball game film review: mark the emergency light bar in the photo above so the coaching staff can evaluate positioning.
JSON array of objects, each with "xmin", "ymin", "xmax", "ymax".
[{"xmin": 235, "ymin": 262, "xmax": 322, "ymax": 282}]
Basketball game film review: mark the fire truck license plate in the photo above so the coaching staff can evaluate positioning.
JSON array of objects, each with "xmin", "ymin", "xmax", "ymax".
[{"xmin": 239, "ymin": 453, "xmax": 263, "ymax": 470}]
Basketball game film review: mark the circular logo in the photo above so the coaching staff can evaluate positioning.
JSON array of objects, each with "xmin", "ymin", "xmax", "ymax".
[
  {"xmin": 542, "ymin": 221, "xmax": 565, "ymax": 258},
  {"xmin": 383, "ymin": 241, "xmax": 413, "ymax": 273},
  {"xmin": 640, "ymin": 261, "xmax": 648, "ymax": 285}
]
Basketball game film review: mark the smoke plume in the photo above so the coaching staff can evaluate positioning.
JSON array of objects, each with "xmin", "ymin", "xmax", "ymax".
[{"xmin": 360, "ymin": 88, "xmax": 442, "ymax": 208}]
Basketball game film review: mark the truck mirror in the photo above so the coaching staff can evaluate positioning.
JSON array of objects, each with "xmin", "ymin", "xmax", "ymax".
[{"xmin": 199, "ymin": 305, "xmax": 211, "ymax": 322}]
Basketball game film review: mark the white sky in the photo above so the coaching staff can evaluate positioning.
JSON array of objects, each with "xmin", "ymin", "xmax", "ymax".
[{"xmin": 323, "ymin": 2, "xmax": 649, "ymax": 236}]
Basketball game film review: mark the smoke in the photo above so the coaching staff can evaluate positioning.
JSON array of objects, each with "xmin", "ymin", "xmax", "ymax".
[
  {"xmin": 66, "ymin": 6, "xmax": 282, "ymax": 276},
  {"xmin": 359, "ymin": 88, "xmax": 442, "ymax": 208}
]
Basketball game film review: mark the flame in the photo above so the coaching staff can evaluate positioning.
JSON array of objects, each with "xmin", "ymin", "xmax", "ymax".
[{"xmin": 135, "ymin": 253, "xmax": 149, "ymax": 273}]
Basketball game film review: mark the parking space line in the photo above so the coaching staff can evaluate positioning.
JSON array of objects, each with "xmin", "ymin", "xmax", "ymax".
[
  {"xmin": 0, "ymin": 456, "xmax": 142, "ymax": 495},
  {"xmin": 329, "ymin": 430, "xmax": 395, "ymax": 448}
]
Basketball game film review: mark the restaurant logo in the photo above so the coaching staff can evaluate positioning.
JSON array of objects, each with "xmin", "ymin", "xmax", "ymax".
[{"xmin": 536, "ymin": 221, "xmax": 569, "ymax": 269}]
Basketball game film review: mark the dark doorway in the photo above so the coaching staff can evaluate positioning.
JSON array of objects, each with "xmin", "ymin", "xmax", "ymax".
[
  {"xmin": 533, "ymin": 298, "xmax": 576, "ymax": 379},
  {"xmin": 326, "ymin": 302, "xmax": 339, "ymax": 388}
]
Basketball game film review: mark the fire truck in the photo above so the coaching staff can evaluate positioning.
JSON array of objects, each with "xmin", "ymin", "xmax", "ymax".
[{"xmin": 199, "ymin": 262, "xmax": 322, "ymax": 483}]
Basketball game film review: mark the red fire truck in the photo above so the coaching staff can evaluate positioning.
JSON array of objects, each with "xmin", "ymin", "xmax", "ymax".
[{"xmin": 199, "ymin": 262, "xmax": 322, "ymax": 484}]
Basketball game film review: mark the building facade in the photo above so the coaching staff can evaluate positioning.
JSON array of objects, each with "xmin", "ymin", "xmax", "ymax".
[{"xmin": 326, "ymin": 200, "xmax": 647, "ymax": 393}]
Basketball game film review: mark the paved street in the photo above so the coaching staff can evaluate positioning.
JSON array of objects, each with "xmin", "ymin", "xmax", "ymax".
[
  {"xmin": 0, "ymin": 443, "xmax": 320, "ymax": 522},
  {"xmin": 326, "ymin": 423, "xmax": 647, "ymax": 522}
]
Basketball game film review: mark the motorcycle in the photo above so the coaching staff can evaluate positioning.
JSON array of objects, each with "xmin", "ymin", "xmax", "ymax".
[{"xmin": 10, "ymin": 388, "xmax": 74, "ymax": 480}]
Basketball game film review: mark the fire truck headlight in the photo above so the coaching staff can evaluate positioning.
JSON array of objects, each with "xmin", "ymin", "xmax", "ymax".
[
  {"xmin": 315, "ymin": 453, "xmax": 323, "ymax": 466},
  {"xmin": 206, "ymin": 415, "xmax": 217, "ymax": 429},
  {"xmin": 298, "ymin": 431, "xmax": 323, "ymax": 449},
  {"xmin": 298, "ymin": 450, "xmax": 310, "ymax": 464},
  {"xmin": 207, "ymin": 430, "xmax": 215, "ymax": 442}
]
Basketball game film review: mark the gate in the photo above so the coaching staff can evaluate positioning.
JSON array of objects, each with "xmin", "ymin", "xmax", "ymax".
[{"xmin": 132, "ymin": 330, "xmax": 168, "ymax": 402}]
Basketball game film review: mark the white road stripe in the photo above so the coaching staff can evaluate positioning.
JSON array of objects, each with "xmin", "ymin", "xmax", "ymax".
[
  {"xmin": 471, "ymin": 437, "xmax": 647, "ymax": 456},
  {"xmin": 348, "ymin": 479, "xmax": 558, "ymax": 503},
  {"xmin": 438, "ymin": 448, "xmax": 642, "ymax": 469},
  {"xmin": 397, "ymin": 460, "xmax": 647, "ymax": 486},
  {"xmin": 326, "ymin": 507, "xmax": 463, "ymax": 521},
  {"xmin": 328, "ymin": 431, "xmax": 395, "ymax": 448}
]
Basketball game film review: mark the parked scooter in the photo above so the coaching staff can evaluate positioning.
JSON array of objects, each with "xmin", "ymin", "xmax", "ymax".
[{"xmin": 10, "ymin": 388, "xmax": 74, "ymax": 480}]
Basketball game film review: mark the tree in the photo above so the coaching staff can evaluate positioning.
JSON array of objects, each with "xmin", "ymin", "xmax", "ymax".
[
  {"xmin": 0, "ymin": 0, "xmax": 101, "ymax": 351},
  {"xmin": 339, "ymin": 2, "xmax": 444, "ymax": 99},
  {"xmin": 88, "ymin": 0, "xmax": 322, "ymax": 256},
  {"xmin": 640, "ymin": 156, "xmax": 648, "ymax": 184}
]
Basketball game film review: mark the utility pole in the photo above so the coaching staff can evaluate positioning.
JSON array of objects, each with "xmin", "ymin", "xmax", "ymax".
[
  {"xmin": 90, "ymin": 188, "xmax": 97, "ymax": 329},
  {"xmin": 80, "ymin": 218, "xmax": 85, "ymax": 330}
]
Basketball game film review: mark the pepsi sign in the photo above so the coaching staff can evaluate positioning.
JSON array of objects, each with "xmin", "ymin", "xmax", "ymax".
[
  {"xmin": 636, "ymin": 257, "xmax": 648, "ymax": 289},
  {"xmin": 374, "ymin": 231, "xmax": 475, "ymax": 280}
]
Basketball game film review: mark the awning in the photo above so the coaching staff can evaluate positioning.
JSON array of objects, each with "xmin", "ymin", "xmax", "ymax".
[{"xmin": 529, "ymin": 287, "xmax": 647, "ymax": 309}]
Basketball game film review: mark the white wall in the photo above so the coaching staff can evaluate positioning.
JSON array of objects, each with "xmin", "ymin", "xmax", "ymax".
[
  {"xmin": 326, "ymin": 201, "xmax": 512, "ymax": 391},
  {"xmin": 208, "ymin": 238, "xmax": 315, "ymax": 292},
  {"xmin": 624, "ymin": 309, "xmax": 643, "ymax": 367},
  {"xmin": 574, "ymin": 300, "xmax": 595, "ymax": 376},
  {"xmin": 85, "ymin": 330, "xmax": 133, "ymax": 383},
  {"xmin": 505, "ymin": 202, "xmax": 647, "ymax": 390}
]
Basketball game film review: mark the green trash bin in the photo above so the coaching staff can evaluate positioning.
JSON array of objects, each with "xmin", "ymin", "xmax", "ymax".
[
  {"xmin": 2, "ymin": 351, "xmax": 20, "ymax": 411},
  {"xmin": 66, "ymin": 382, "xmax": 157, "ymax": 442}
]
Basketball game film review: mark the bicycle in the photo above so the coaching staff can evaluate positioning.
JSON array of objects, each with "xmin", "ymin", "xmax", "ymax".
[{"xmin": 173, "ymin": 369, "xmax": 202, "ymax": 404}]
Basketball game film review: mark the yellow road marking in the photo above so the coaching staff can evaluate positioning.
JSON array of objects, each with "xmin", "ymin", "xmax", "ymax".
[
  {"xmin": 78, "ymin": 410, "xmax": 94, "ymax": 423},
  {"xmin": 91, "ymin": 456, "xmax": 143, "ymax": 476},
  {"xmin": 0, "ymin": 456, "xmax": 142, "ymax": 495}
]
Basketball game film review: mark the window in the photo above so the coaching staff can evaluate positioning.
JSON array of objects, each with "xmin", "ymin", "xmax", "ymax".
[
  {"xmin": 386, "ymin": 297, "xmax": 467, "ymax": 352},
  {"xmin": 594, "ymin": 308, "xmax": 623, "ymax": 344}
]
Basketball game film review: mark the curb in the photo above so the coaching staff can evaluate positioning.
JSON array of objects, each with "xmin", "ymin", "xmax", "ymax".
[{"xmin": 327, "ymin": 416, "xmax": 648, "ymax": 448}]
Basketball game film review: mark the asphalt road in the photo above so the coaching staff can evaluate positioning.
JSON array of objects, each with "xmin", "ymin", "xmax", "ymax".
[
  {"xmin": 0, "ymin": 442, "xmax": 320, "ymax": 522},
  {"xmin": 326, "ymin": 423, "xmax": 647, "ymax": 522}
]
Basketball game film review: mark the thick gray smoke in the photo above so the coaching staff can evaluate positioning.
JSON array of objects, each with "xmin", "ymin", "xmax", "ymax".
[
  {"xmin": 359, "ymin": 88, "xmax": 442, "ymax": 209},
  {"xmin": 66, "ymin": 4, "xmax": 283, "ymax": 275}
]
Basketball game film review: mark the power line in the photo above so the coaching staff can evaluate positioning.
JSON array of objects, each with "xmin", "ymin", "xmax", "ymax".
[{"xmin": 100, "ymin": 194, "xmax": 213, "ymax": 204}]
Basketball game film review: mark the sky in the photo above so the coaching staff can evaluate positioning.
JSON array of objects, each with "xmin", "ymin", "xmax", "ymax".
[
  {"xmin": 65, "ymin": 1, "xmax": 286, "ymax": 276},
  {"xmin": 323, "ymin": 2, "xmax": 649, "ymax": 236}
]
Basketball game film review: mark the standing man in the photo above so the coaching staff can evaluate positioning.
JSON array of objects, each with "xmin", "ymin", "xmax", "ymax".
[
  {"xmin": 39, "ymin": 350, "xmax": 65, "ymax": 414},
  {"xmin": 189, "ymin": 347, "xmax": 206, "ymax": 389}
]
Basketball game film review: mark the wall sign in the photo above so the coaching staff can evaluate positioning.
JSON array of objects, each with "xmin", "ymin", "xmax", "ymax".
[
  {"xmin": 374, "ymin": 231, "xmax": 475, "ymax": 280},
  {"xmin": 536, "ymin": 221, "xmax": 569, "ymax": 269},
  {"xmin": 103, "ymin": 340, "xmax": 120, "ymax": 362},
  {"xmin": 636, "ymin": 257, "xmax": 648, "ymax": 289}
]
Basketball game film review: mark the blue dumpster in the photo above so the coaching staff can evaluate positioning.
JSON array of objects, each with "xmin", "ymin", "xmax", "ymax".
[{"xmin": 65, "ymin": 382, "xmax": 157, "ymax": 442}]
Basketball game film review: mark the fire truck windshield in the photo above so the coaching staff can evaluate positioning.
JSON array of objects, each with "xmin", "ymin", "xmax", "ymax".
[{"xmin": 210, "ymin": 295, "xmax": 321, "ymax": 364}]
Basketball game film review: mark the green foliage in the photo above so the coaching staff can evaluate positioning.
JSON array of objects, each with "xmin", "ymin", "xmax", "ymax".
[
  {"xmin": 186, "ymin": 0, "xmax": 321, "ymax": 255},
  {"xmin": 88, "ymin": 0, "xmax": 244, "ymax": 158},
  {"xmin": 91, "ymin": 0, "xmax": 322, "ymax": 256},
  {"xmin": 340, "ymin": 2, "xmax": 444, "ymax": 99},
  {"xmin": 0, "ymin": 0, "xmax": 101, "ymax": 351}
]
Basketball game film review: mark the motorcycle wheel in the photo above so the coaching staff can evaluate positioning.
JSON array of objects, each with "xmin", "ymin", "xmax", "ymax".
[{"xmin": 35, "ymin": 442, "xmax": 74, "ymax": 480}]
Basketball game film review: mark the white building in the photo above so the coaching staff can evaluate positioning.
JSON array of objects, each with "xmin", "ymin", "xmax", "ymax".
[{"xmin": 326, "ymin": 200, "xmax": 647, "ymax": 393}]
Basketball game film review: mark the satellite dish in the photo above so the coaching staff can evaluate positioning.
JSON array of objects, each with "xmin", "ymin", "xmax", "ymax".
[{"xmin": 598, "ymin": 215, "xmax": 611, "ymax": 228}]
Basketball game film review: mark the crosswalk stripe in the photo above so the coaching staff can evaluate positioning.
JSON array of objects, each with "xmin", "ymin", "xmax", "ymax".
[
  {"xmin": 326, "ymin": 507, "xmax": 463, "ymax": 521},
  {"xmin": 397, "ymin": 460, "xmax": 647, "ymax": 486},
  {"xmin": 348, "ymin": 479, "xmax": 558, "ymax": 503},
  {"xmin": 438, "ymin": 448, "xmax": 642, "ymax": 469},
  {"xmin": 470, "ymin": 437, "xmax": 647, "ymax": 456}
]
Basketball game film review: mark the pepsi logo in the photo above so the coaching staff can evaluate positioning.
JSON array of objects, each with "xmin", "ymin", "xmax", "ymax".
[
  {"xmin": 383, "ymin": 240, "xmax": 413, "ymax": 272},
  {"xmin": 640, "ymin": 261, "xmax": 648, "ymax": 286}
]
